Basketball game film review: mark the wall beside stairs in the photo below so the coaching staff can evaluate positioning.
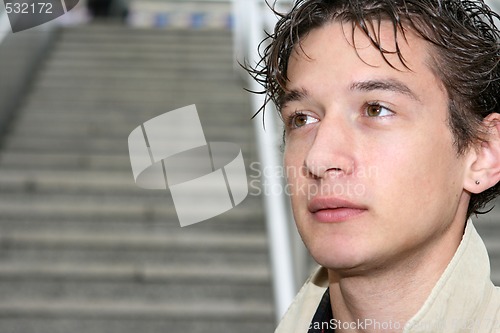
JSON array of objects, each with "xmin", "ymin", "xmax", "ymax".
[
  {"xmin": 0, "ymin": 26, "xmax": 56, "ymax": 143},
  {"xmin": 0, "ymin": 23, "xmax": 275, "ymax": 333},
  {"xmin": 126, "ymin": 0, "xmax": 233, "ymax": 30}
]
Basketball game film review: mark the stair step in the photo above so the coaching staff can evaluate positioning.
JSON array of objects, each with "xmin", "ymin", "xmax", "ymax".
[
  {"xmin": 0, "ymin": 152, "xmax": 130, "ymax": 170},
  {"xmin": 0, "ymin": 193, "xmax": 262, "ymax": 222},
  {"xmin": 36, "ymin": 69, "xmax": 237, "ymax": 83},
  {"xmin": 42, "ymin": 58, "xmax": 234, "ymax": 72},
  {"xmin": 3, "ymin": 138, "xmax": 255, "ymax": 156},
  {"xmin": 0, "ymin": 229, "xmax": 268, "ymax": 266},
  {"xmin": 59, "ymin": 25, "xmax": 232, "ymax": 39},
  {"xmin": 13, "ymin": 118, "xmax": 254, "ymax": 135},
  {"xmin": 34, "ymin": 77, "xmax": 238, "ymax": 91},
  {"xmin": 23, "ymin": 93, "xmax": 245, "ymax": 106},
  {"xmin": 52, "ymin": 41, "xmax": 233, "ymax": 53},
  {"xmin": 0, "ymin": 282, "xmax": 271, "ymax": 314},
  {"xmin": 0, "ymin": 168, "xmax": 259, "ymax": 196},
  {"xmin": 0, "ymin": 194, "xmax": 173, "ymax": 216},
  {"xmin": 0, "ymin": 262, "xmax": 269, "ymax": 281},
  {"xmin": 0, "ymin": 248, "xmax": 268, "ymax": 267},
  {"xmin": 0, "ymin": 282, "xmax": 271, "ymax": 310},
  {"xmin": 4, "ymin": 137, "xmax": 131, "ymax": 154},
  {"xmin": 0, "ymin": 318, "xmax": 274, "ymax": 333},
  {"xmin": 0, "ymin": 231, "xmax": 267, "ymax": 251},
  {"xmin": 48, "ymin": 49, "xmax": 232, "ymax": 63},
  {"xmin": 28, "ymin": 87, "xmax": 240, "ymax": 100},
  {"xmin": 20, "ymin": 97, "xmax": 248, "ymax": 110},
  {"xmin": 15, "ymin": 101, "xmax": 249, "ymax": 116},
  {"xmin": 0, "ymin": 299, "xmax": 273, "ymax": 320},
  {"xmin": 0, "ymin": 218, "xmax": 266, "ymax": 235},
  {"xmin": 0, "ymin": 169, "xmax": 135, "ymax": 193}
]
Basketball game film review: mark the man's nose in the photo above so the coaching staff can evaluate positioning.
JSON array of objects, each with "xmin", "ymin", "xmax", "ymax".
[{"xmin": 304, "ymin": 116, "xmax": 355, "ymax": 179}]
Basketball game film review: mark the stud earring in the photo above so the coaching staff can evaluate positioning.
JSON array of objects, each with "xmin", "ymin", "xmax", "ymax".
[{"xmin": 475, "ymin": 180, "xmax": 481, "ymax": 185}]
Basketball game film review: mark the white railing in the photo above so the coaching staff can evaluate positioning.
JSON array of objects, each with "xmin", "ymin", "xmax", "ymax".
[
  {"xmin": 487, "ymin": 0, "xmax": 500, "ymax": 12},
  {"xmin": 232, "ymin": 0, "xmax": 301, "ymax": 323},
  {"xmin": 0, "ymin": 7, "xmax": 10, "ymax": 45},
  {"xmin": 486, "ymin": 0, "xmax": 500, "ymax": 25}
]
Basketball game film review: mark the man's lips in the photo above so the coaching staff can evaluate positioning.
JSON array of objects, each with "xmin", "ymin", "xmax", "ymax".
[{"xmin": 308, "ymin": 197, "xmax": 367, "ymax": 222}]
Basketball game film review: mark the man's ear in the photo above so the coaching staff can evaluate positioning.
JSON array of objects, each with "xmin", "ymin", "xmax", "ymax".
[{"xmin": 465, "ymin": 113, "xmax": 500, "ymax": 194}]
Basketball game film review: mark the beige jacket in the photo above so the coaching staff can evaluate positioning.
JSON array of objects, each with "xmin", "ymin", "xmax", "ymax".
[{"xmin": 275, "ymin": 221, "xmax": 500, "ymax": 332}]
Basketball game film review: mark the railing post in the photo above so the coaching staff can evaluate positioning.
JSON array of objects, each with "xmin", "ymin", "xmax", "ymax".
[
  {"xmin": 245, "ymin": 0, "xmax": 296, "ymax": 323},
  {"xmin": 0, "ymin": 10, "xmax": 10, "ymax": 45}
]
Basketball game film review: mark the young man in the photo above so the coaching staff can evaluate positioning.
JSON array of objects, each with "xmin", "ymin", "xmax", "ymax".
[{"xmin": 247, "ymin": 0, "xmax": 500, "ymax": 331}]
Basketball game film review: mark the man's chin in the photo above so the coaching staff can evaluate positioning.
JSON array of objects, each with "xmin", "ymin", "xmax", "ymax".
[{"xmin": 309, "ymin": 246, "xmax": 373, "ymax": 274}]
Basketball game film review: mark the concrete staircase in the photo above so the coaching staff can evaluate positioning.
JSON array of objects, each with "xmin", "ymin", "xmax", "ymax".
[
  {"xmin": 0, "ymin": 24, "xmax": 274, "ymax": 332},
  {"xmin": 2, "ymin": 20, "xmax": 500, "ymax": 333}
]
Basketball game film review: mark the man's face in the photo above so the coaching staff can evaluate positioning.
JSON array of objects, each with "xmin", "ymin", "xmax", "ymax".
[{"xmin": 282, "ymin": 21, "xmax": 472, "ymax": 274}]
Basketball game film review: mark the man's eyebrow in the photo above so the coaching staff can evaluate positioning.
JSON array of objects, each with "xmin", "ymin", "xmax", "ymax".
[
  {"xmin": 350, "ymin": 79, "xmax": 420, "ymax": 101},
  {"xmin": 281, "ymin": 88, "xmax": 309, "ymax": 108}
]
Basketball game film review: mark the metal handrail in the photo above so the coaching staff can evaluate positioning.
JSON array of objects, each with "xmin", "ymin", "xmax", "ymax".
[
  {"xmin": 232, "ymin": 0, "xmax": 298, "ymax": 323},
  {"xmin": 0, "ymin": 8, "xmax": 10, "ymax": 45},
  {"xmin": 486, "ymin": 0, "xmax": 500, "ymax": 23}
]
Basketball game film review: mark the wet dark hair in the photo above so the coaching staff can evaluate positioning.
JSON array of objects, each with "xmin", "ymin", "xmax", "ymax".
[{"xmin": 245, "ymin": 0, "xmax": 500, "ymax": 218}]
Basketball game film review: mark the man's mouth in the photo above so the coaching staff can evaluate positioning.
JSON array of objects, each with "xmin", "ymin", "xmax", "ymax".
[{"xmin": 308, "ymin": 197, "xmax": 368, "ymax": 223}]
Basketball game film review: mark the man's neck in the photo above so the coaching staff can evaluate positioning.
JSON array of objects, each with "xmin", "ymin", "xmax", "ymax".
[{"xmin": 327, "ymin": 220, "xmax": 465, "ymax": 333}]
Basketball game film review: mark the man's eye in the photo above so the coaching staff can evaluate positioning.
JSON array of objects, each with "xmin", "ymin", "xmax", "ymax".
[
  {"xmin": 365, "ymin": 104, "xmax": 394, "ymax": 117},
  {"xmin": 290, "ymin": 113, "xmax": 318, "ymax": 128}
]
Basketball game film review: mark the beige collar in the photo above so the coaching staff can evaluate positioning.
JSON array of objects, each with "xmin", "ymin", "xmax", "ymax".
[
  {"xmin": 275, "ymin": 221, "xmax": 499, "ymax": 332},
  {"xmin": 404, "ymin": 220, "xmax": 497, "ymax": 332}
]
